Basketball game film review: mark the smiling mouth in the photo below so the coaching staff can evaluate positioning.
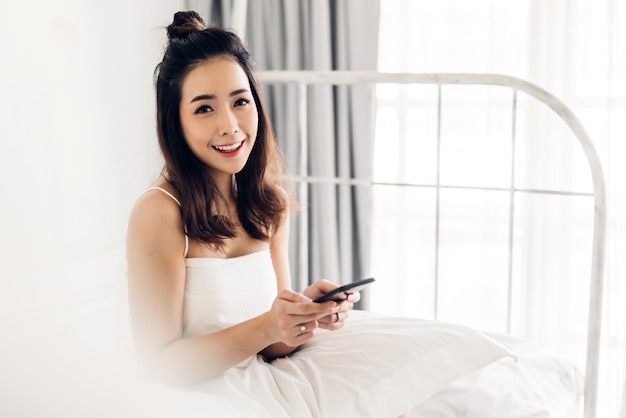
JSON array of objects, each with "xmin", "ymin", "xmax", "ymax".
[{"xmin": 212, "ymin": 141, "xmax": 244, "ymax": 153}]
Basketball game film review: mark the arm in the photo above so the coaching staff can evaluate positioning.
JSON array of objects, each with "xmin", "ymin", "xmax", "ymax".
[
  {"xmin": 262, "ymin": 209, "xmax": 306, "ymax": 360},
  {"xmin": 126, "ymin": 191, "xmax": 336, "ymax": 384},
  {"xmin": 126, "ymin": 191, "xmax": 270, "ymax": 383}
]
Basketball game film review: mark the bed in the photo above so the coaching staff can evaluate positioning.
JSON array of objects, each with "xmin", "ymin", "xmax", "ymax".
[
  {"xmin": 256, "ymin": 71, "xmax": 606, "ymax": 418},
  {"xmin": 2, "ymin": 72, "xmax": 604, "ymax": 418}
]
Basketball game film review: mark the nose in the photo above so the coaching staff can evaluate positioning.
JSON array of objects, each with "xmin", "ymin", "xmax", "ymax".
[{"xmin": 218, "ymin": 108, "xmax": 239, "ymax": 136}]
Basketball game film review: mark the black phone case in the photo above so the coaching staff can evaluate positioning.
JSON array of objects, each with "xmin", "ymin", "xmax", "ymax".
[{"xmin": 313, "ymin": 278, "xmax": 375, "ymax": 303}]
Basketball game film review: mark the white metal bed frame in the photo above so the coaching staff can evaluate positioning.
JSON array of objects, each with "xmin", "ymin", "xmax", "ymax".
[{"xmin": 258, "ymin": 71, "xmax": 606, "ymax": 418}]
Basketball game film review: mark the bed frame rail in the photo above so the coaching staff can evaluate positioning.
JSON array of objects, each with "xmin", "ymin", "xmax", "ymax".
[{"xmin": 258, "ymin": 71, "xmax": 606, "ymax": 418}]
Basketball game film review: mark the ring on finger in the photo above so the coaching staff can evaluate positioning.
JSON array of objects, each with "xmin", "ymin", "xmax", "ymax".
[
  {"xmin": 300, "ymin": 324, "xmax": 306, "ymax": 333},
  {"xmin": 334, "ymin": 312, "xmax": 340, "ymax": 323}
]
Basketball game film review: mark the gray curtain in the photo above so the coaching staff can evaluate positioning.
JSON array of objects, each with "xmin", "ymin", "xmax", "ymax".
[
  {"xmin": 189, "ymin": 0, "xmax": 249, "ymax": 38},
  {"xmin": 195, "ymin": 0, "xmax": 380, "ymax": 305}
]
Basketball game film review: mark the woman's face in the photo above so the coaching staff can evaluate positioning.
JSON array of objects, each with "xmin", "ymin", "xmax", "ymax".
[{"xmin": 179, "ymin": 56, "xmax": 259, "ymax": 180}]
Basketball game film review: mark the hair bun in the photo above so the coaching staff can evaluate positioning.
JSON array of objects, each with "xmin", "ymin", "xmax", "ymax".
[{"xmin": 167, "ymin": 11, "xmax": 205, "ymax": 40}]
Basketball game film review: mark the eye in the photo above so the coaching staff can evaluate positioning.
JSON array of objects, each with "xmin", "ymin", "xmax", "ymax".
[
  {"xmin": 234, "ymin": 98, "xmax": 250, "ymax": 107},
  {"xmin": 194, "ymin": 105, "xmax": 212, "ymax": 114}
]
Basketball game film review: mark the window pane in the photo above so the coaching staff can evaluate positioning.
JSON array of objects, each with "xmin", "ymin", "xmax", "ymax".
[
  {"xmin": 439, "ymin": 85, "xmax": 514, "ymax": 188},
  {"xmin": 437, "ymin": 188, "xmax": 511, "ymax": 332},
  {"xmin": 370, "ymin": 185, "xmax": 437, "ymax": 318}
]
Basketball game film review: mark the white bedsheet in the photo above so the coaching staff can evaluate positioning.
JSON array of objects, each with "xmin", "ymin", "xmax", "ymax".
[
  {"xmin": 0, "ymin": 247, "xmax": 584, "ymax": 417},
  {"xmin": 411, "ymin": 333, "xmax": 583, "ymax": 418}
]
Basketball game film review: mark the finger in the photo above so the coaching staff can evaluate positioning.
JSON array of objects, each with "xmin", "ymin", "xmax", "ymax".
[
  {"xmin": 290, "ymin": 300, "xmax": 339, "ymax": 318},
  {"xmin": 318, "ymin": 311, "xmax": 348, "ymax": 329},
  {"xmin": 319, "ymin": 301, "xmax": 352, "ymax": 324},
  {"xmin": 303, "ymin": 280, "xmax": 340, "ymax": 301},
  {"xmin": 345, "ymin": 291, "xmax": 361, "ymax": 304},
  {"xmin": 282, "ymin": 313, "xmax": 331, "ymax": 336},
  {"xmin": 314, "ymin": 279, "xmax": 339, "ymax": 293},
  {"xmin": 295, "ymin": 320, "xmax": 318, "ymax": 336},
  {"xmin": 331, "ymin": 311, "xmax": 348, "ymax": 330},
  {"xmin": 281, "ymin": 319, "xmax": 320, "ymax": 346},
  {"xmin": 277, "ymin": 289, "xmax": 311, "ymax": 303},
  {"xmin": 277, "ymin": 289, "xmax": 339, "ymax": 314},
  {"xmin": 317, "ymin": 314, "xmax": 333, "ymax": 325},
  {"xmin": 276, "ymin": 290, "xmax": 333, "ymax": 319},
  {"xmin": 335, "ymin": 299, "xmax": 354, "ymax": 313},
  {"xmin": 333, "ymin": 311, "xmax": 346, "ymax": 323},
  {"xmin": 318, "ymin": 318, "xmax": 346, "ymax": 331}
]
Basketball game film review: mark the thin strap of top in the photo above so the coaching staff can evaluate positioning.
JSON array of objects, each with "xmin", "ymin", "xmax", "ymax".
[{"xmin": 144, "ymin": 186, "xmax": 189, "ymax": 258}]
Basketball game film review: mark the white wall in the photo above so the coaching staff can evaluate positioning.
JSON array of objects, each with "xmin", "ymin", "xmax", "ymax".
[
  {"xmin": 0, "ymin": 0, "xmax": 184, "ymax": 288},
  {"xmin": 0, "ymin": 2, "xmax": 186, "ymax": 415}
]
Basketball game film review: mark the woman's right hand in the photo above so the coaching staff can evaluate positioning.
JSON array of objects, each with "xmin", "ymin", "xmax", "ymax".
[{"xmin": 266, "ymin": 289, "xmax": 339, "ymax": 347}]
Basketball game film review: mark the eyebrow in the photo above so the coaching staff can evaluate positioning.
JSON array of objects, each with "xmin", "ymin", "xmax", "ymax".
[{"xmin": 189, "ymin": 88, "xmax": 250, "ymax": 104}]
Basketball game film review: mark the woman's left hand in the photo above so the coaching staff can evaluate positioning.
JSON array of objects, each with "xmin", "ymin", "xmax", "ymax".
[{"xmin": 303, "ymin": 280, "xmax": 360, "ymax": 330}]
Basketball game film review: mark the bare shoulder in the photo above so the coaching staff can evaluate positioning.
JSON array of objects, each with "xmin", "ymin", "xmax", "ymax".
[
  {"xmin": 127, "ymin": 184, "xmax": 185, "ymax": 259},
  {"xmin": 131, "ymin": 186, "xmax": 181, "ymax": 222}
]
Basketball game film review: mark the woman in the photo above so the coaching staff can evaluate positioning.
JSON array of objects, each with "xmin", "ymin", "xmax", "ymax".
[{"xmin": 127, "ymin": 11, "xmax": 510, "ymax": 418}]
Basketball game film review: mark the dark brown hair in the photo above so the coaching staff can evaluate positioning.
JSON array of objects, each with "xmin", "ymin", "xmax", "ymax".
[{"xmin": 155, "ymin": 11, "xmax": 287, "ymax": 248}]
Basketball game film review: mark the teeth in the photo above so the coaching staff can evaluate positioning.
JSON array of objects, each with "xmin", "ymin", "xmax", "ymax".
[{"xmin": 213, "ymin": 142, "xmax": 242, "ymax": 152}]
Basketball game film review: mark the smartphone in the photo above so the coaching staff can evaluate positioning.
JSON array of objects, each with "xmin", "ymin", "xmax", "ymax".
[{"xmin": 313, "ymin": 278, "xmax": 375, "ymax": 303}]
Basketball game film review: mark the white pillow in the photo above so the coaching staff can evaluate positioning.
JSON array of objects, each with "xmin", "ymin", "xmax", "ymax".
[
  {"xmin": 268, "ymin": 310, "xmax": 514, "ymax": 417},
  {"xmin": 411, "ymin": 333, "xmax": 583, "ymax": 418}
]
